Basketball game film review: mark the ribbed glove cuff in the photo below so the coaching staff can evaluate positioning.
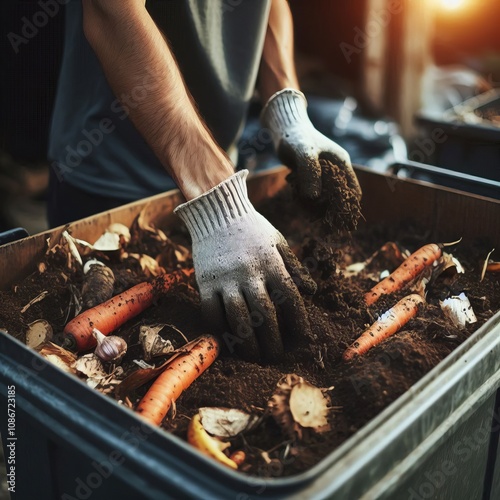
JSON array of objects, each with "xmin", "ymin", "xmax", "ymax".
[
  {"xmin": 174, "ymin": 170, "xmax": 255, "ymax": 242},
  {"xmin": 260, "ymin": 88, "xmax": 309, "ymax": 131}
]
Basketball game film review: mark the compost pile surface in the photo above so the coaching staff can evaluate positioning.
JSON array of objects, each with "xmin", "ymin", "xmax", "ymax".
[{"xmin": 1, "ymin": 185, "xmax": 499, "ymax": 478}]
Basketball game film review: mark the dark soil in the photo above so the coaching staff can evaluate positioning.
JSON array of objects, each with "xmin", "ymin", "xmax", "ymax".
[
  {"xmin": 0, "ymin": 184, "xmax": 499, "ymax": 478},
  {"xmin": 286, "ymin": 159, "xmax": 362, "ymax": 234}
]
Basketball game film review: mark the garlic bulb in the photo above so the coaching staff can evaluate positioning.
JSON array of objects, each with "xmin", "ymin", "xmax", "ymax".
[{"xmin": 92, "ymin": 328, "xmax": 127, "ymax": 363}]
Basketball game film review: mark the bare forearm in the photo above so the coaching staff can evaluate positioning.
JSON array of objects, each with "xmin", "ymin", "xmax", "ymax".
[
  {"xmin": 258, "ymin": 0, "xmax": 300, "ymax": 102},
  {"xmin": 82, "ymin": 0, "xmax": 233, "ymax": 200}
]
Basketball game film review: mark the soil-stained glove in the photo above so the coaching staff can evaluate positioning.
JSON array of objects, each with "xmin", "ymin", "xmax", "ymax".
[
  {"xmin": 174, "ymin": 170, "xmax": 316, "ymax": 362},
  {"xmin": 261, "ymin": 88, "xmax": 361, "ymax": 201}
]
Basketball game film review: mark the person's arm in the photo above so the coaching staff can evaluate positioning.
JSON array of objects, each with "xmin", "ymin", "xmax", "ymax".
[
  {"xmin": 82, "ymin": 0, "xmax": 316, "ymax": 362},
  {"xmin": 259, "ymin": 0, "xmax": 361, "ymax": 201},
  {"xmin": 258, "ymin": 0, "xmax": 300, "ymax": 102},
  {"xmin": 82, "ymin": 0, "xmax": 233, "ymax": 200}
]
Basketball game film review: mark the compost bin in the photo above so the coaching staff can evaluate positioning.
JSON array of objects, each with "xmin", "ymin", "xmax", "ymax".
[
  {"xmin": 1, "ymin": 165, "xmax": 500, "ymax": 500},
  {"xmin": 415, "ymin": 89, "xmax": 500, "ymax": 183}
]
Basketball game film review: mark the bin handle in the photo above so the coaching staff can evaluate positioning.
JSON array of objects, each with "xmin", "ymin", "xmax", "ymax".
[
  {"xmin": 388, "ymin": 160, "xmax": 500, "ymax": 199},
  {"xmin": 0, "ymin": 227, "xmax": 29, "ymax": 246}
]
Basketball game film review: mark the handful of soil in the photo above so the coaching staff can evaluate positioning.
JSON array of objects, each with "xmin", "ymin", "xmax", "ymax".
[{"xmin": 287, "ymin": 159, "xmax": 362, "ymax": 234}]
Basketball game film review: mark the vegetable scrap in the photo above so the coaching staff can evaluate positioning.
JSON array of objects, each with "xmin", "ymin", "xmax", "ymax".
[
  {"xmin": 343, "ymin": 294, "xmax": 425, "ymax": 361},
  {"xmin": 364, "ymin": 243, "xmax": 443, "ymax": 305},
  {"xmin": 93, "ymin": 328, "xmax": 128, "ymax": 363},
  {"xmin": 0, "ymin": 197, "xmax": 498, "ymax": 478},
  {"xmin": 135, "ymin": 335, "xmax": 220, "ymax": 426},
  {"xmin": 440, "ymin": 293, "xmax": 477, "ymax": 329},
  {"xmin": 268, "ymin": 374, "xmax": 332, "ymax": 439}
]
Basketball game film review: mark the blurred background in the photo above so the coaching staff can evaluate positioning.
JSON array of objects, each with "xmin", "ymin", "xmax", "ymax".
[{"xmin": 0, "ymin": 0, "xmax": 499, "ymax": 238}]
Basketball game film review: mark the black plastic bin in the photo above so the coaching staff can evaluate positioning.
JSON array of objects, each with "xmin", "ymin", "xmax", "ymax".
[
  {"xmin": 388, "ymin": 160, "xmax": 500, "ymax": 200},
  {"xmin": 415, "ymin": 89, "xmax": 500, "ymax": 182},
  {"xmin": 2, "ymin": 166, "xmax": 500, "ymax": 499}
]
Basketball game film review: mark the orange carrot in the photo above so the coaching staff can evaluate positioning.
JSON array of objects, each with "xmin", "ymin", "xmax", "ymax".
[
  {"xmin": 63, "ymin": 269, "xmax": 193, "ymax": 351},
  {"xmin": 364, "ymin": 243, "xmax": 441, "ymax": 305},
  {"xmin": 136, "ymin": 335, "xmax": 220, "ymax": 425},
  {"xmin": 343, "ymin": 294, "xmax": 424, "ymax": 361},
  {"xmin": 487, "ymin": 262, "xmax": 500, "ymax": 272}
]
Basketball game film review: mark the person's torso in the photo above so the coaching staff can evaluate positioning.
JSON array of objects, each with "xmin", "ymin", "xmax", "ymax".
[{"xmin": 49, "ymin": 0, "xmax": 270, "ymax": 200}]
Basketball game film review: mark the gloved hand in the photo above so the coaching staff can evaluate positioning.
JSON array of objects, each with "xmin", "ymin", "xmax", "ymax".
[
  {"xmin": 261, "ymin": 88, "xmax": 361, "ymax": 201},
  {"xmin": 174, "ymin": 170, "xmax": 316, "ymax": 362}
]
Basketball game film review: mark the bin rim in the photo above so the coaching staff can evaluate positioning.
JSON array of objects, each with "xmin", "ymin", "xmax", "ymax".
[{"xmin": 2, "ymin": 308, "xmax": 500, "ymax": 497}]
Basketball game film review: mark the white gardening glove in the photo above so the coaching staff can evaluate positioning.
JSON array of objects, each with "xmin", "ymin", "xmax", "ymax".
[
  {"xmin": 174, "ymin": 170, "xmax": 316, "ymax": 362},
  {"xmin": 261, "ymin": 88, "xmax": 361, "ymax": 201}
]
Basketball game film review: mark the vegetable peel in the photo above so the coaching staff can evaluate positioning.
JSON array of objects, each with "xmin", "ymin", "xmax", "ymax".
[
  {"xmin": 187, "ymin": 413, "xmax": 238, "ymax": 469},
  {"xmin": 268, "ymin": 374, "xmax": 332, "ymax": 439}
]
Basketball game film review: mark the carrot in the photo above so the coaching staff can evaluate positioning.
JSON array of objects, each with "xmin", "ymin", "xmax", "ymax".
[
  {"xmin": 63, "ymin": 269, "xmax": 193, "ymax": 351},
  {"xmin": 343, "ymin": 294, "xmax": 424, "ymax": 361},
  {"xmin": 136, "ymin": 335, "xmax": 220, "ymax": 425},
  {"xmin": 364, "ymin": 243, "xmax": 441, "ymax": 305}
]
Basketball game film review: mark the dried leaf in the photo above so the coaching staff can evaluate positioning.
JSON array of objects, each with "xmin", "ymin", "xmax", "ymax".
[
  {"xmin": 134, "ymin": 208, "xmax": 168, "ymax": 241},
  {"xmin": 73, "ymin": 353, "xmax": 107, "ymax": 379},
  {"xmin": 69, "ymin": 284, "xmax": 83, "ymax": 319},
  {"xmin": 93, "ymin": 367, "xmax": 125, "ymax": 394},
  {"xmin": 116, "ymin": 338, "xmax": 199, "ymax": 400},
  {"xmin": 38, "ymin": 342, "xmax": 77, "ymax": 373},
  {"xmin": 106, "ymin": 223, "xmax": 131, "ymax": 244},
  {"xmin": 26, "ymin": 319, "xmax": 53, "ymax": 348},
  {"xmin": 116, "ymin": 359, "xmax": 169, "ymax": 400},
  {"xmin": 481, "ymin": 249, "xmax": 495, "ymax": 282},
  {"xmin": 199, "ymin": 407, "xmax": 259, "ymax": 438},
  {"xmin": 174, "ymin": 247, "xmax": 190, "ymax": 263},
  {"xmin": 139, "ymin": 254, "xmax": 164, "ymax": 277},
  {"xmin": 62, "ymin": 230, "xmax": 83, "ymax": 266},
  {"xmin": 139, "ymin": 325, "xmax": 175, "ymax": 360},
  {"xmin": 436, "ymin": 252, "xmax": 465, "ymax": 275},
  {"xmin": 20, "ymin": 290, "xmax": 49, "ymax": 314},
  {"xmin": 44, "ymin": 355, "xmax": 75, "ymax": 373}
]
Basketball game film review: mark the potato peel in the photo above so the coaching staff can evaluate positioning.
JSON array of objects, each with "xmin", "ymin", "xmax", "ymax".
[{"xmin": 187, "ymin": 413, "xmax": 238, "ymax": 469}]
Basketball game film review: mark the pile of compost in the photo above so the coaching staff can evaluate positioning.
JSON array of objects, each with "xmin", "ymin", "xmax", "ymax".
[{"xmin": 0, "ymin": 180, "xmax": 498, "ymax": 478}]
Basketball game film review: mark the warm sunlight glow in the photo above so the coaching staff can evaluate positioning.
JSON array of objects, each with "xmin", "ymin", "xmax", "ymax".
[{"xmin": 439, "ymin": 0, "xmax": 468, "ymax": 10}]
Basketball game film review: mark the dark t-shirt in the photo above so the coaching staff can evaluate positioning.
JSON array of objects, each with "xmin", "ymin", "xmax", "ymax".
[{"xmin": 49, "ymin": 0, "xmax": 271, "ymax": 200}]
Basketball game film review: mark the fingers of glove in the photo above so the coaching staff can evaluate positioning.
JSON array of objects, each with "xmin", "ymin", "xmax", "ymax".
[
  {"xmin": 277, "ymin": 241, "xmax": 317, "ymax": 295},
  {"xmin": 321, "ymin": 150, "xmax": 362, "ymax": 201},
  {"xmin": 218, "ymin": 294, "xmax": 261, "ymax": 362},
  {"xmin": 277, "ymin": 140, "xmax": 322, "ymax": 200},
  {"xmin": 200, "ymin": 292, "xmax": 226, "ymax": 331},
  {"xmin": 268, "ymin": 277, "xmax": 313, "ymax": 349},
  {"xmin": 242, "ymin": 285, "xmax": 285, "ymax": 363}
]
